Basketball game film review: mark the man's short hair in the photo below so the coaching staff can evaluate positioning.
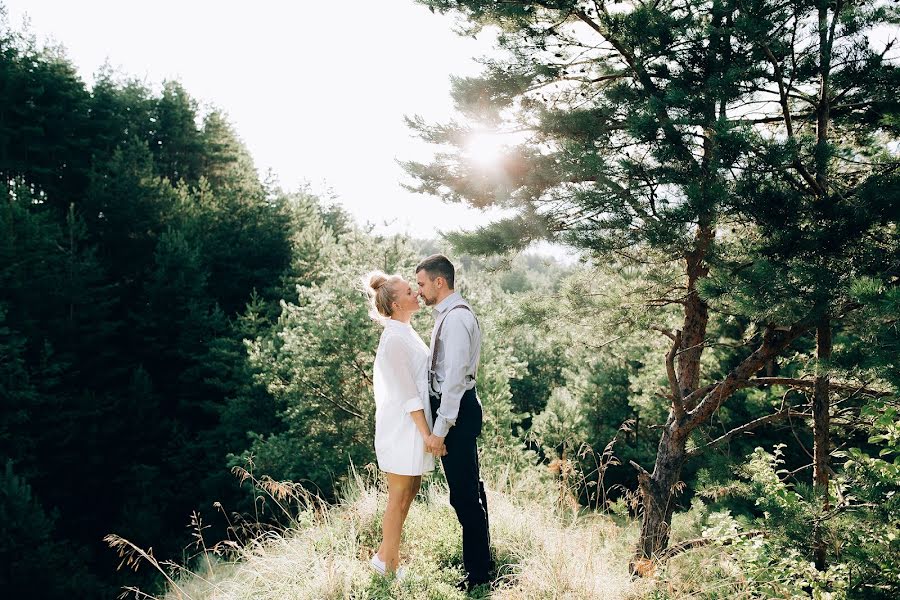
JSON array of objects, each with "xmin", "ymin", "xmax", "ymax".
[{"xmin": 416, "ymin": 254, "xmax": 455, "ymax": 289}]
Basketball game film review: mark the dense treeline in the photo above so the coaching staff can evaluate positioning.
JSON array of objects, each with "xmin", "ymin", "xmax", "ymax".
[{"xmin": 0, "ymin": 14, "xmax": 344, "ymax": 597}]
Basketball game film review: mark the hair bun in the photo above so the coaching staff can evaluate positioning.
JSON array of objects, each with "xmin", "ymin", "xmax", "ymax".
[
  {"xmin": 362, "ymin": 270, "xmax": 403, "ymax": 322},
  {"xmin": 368, "ymin": 272, "xmax": 388, "ymax": 291}
]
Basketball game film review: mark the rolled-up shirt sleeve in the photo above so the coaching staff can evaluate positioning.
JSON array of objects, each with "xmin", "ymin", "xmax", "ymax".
[
  {"xmin": 382, "ymin": 334, "xmax": 425, "ymax": 414},
  {"xmin": 433, "ymin": 312, "xmax": 475, "ymax": 437}
]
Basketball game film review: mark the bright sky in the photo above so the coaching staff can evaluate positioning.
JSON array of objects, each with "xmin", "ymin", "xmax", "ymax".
[{"xmin": 4, "ymin": 0, "xmax": 518, "ymax": 240}]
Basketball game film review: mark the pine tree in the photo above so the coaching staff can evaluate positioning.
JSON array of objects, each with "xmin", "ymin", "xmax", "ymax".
[
  {"xmin": 0, "ymin": 461, "xmax": 101, "ymax": 598},
  {"xmin": 411, "ymin": 0, "xmax": 900, "ymax": 564},
  {"xmin": 0, "ymin": 304, "xmax": 37, "ymax": 470},
  {"xmin": 241, "ymin": 229, "xmax": 390, "ymax": 495},
  {"xmin": 200, "ymin": 110, "xmax": 259, "ymax": 191},
  {"xmin": 0, "ymin": 19, "xmax": 92, "ymax": 216},
  {"xmin": 152, "ymin": 80, "xmax": 204, "ymax": 184},
  {"xmin": 87, "ymin": 65, "xmax": 156, "ymax": 169}
]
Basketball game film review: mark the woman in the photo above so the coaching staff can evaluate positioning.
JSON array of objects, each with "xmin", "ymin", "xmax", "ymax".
[{"xmin": 363, "ymin": 270, "xmax": 441, "ymax": 578}]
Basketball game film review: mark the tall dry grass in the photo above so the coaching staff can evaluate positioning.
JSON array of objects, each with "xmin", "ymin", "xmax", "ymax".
[
  {"xmin": 106, "ymin": 462, "xmax": 778, "ymax": 599},
  {"xmin": 105, "ymin": 461, "xmax": 661, "ymax": 599}
]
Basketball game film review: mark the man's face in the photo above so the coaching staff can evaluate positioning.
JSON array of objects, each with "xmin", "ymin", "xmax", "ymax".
[{"xmin": 416, "ymin": 270, "xmax": 439, "ymax": 306}]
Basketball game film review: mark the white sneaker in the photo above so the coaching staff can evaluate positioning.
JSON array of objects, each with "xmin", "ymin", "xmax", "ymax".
[
  {"xmin": 369, "ymin": 553, "xmax": 386, "ymax": 575},
  {"xmin": 369, "ymin": 554, "xmax": 406, "ymax": 580}
]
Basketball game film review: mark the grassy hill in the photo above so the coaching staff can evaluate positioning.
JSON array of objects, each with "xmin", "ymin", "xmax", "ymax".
[{"xmin": 107, "ymin": 465, "xmax": 791, "ymax": 600}]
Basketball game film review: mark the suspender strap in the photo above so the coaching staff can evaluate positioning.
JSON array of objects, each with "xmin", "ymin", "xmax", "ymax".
[{"xmin": 429, "ymin": 304, "xmax": 479, "ymax": 391}]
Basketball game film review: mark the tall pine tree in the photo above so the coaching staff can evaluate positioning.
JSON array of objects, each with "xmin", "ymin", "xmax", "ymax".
[{"xmin": 410, "ymin": 0, "xmax": 899, "ymax": 564}]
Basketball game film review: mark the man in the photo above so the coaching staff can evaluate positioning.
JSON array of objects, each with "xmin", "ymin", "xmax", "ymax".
[{"xmin": 415, "ymin": 254, "xmax": 494, "ymax": 591}]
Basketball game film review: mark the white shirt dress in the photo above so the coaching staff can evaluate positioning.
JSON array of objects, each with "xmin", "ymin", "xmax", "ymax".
[{"xmin": 373, "ymin": 319, "xmax": 435, "ymax": 476}]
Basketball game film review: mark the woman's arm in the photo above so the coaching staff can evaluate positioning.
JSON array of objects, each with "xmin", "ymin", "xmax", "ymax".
[
  {"xmin": 409, "ymin": 409, "xmax": 430, "ymax": 439},
  {"xmin": 381, "ymin": 334, "xmax": 433, "ymax": 426},
  {"xmin": 411, "ymin": 409, "xmax": 444, "ymax": 456}
]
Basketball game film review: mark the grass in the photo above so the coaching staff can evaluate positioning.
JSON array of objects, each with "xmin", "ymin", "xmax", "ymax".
[
  {"xmin": 108, "ymin": 462, "xmax": 797, "ymax": 599},
  {"xmin": 106, "ymin": 462, "xmax": 656, "ymax": 600}
]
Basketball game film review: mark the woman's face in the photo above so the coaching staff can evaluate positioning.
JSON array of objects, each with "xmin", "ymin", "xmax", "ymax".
[{"xmin": 393, "ymin": 280, "xmax": 421, "ymax": 314}]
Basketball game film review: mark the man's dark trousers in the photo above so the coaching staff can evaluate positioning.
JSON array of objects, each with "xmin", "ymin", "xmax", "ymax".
[{"xmin": 431, "ymin": 387, "xmax": 493, "ymax": 583}]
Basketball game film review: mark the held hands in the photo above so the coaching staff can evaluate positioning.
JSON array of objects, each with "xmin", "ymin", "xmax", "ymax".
[{"xmin": 425, "ymin": 433, "xmax": 447, "ymax": 457}]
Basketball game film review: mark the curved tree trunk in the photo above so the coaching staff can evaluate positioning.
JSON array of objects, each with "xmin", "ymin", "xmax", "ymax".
[
  {"xmin": 635, "ymin": 419, "xmax": 688, "ymax": 561},
  {"xmin": 632, "ymin": 312, "xmax": 815, "ymax": 569},
  {"xmin": 633, "ymin": 227, "xmax": 710, "ymax": 566}
]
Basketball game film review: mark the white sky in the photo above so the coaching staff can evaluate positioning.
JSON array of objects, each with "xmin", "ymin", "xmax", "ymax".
[{"xmin": 4, "ymin": 0, "xmax": 520, "ymax": 240}]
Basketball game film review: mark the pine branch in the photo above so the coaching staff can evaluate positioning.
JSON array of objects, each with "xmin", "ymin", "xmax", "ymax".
[
  {"xmin": 570, "ymin": 6, "xmax": 698, "ymax": 170},
  {"xmin": 845, "ymin": 163, "xmax": 900, "ymax": 199},
  {"xmin": 759, "ymin": 41, "xmax": 825, "ymax": 196},
  {"xmin": 574, "ymin": 172, "xmax": 654, "ymax": 221},
  {"xmin": 686, "ymin": 407, "xmax": 808, "ymax": 457},
  {"xmin": 685, "ymin": 320, "xmax": 815, "ymax": 430}
]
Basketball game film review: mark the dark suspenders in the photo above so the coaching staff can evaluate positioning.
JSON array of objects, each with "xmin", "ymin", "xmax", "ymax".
[{"xmin": 429, "ymin": 304, "xmax": 479, "ymax": 394}]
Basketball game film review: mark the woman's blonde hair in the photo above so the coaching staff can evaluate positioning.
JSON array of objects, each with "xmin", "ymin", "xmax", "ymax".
[{"xmin": 363, "ymin": 270, "xmax": 404, "ymax": 321}]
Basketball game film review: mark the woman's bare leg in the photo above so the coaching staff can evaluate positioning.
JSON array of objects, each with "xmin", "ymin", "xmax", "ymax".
[{"xmin": 376, "ymin": 473, "xmax": 422, "ymax": 572}]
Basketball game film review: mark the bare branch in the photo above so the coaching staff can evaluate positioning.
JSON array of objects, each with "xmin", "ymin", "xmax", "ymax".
[
  {"xmin": 576, "ymin": 333, "xmax": 630, "ymax": 351},
  {"xmin": 651, "ymin": 325, "xmax": 676, "ymax": 341},
  {"xmin": 656, "ymin": 530, "xmax": 763, "ymax": 562},
  {"xmin": 648, "ymin": 297, "xmax": 687, "ymax": 307},
  {"xmin": 629, "ymin": 459, "xmax": 652, "ymax": 494},
  {"xmin": 687, "ymin": 407, "xmax": 808, "ymax": 457},
  {"xmin": 763, "ymin": 44, "xmax": 797, "ymax": 136},
  {"xmin": 682, "ymin": 375, "xmax": 891, "ymax": 414},
  {"xmin": 666, "ymin": 330, "xmax": 685, "ymax": 420},
  {"xmin": 686, "ymin": 321, "xmax": 815, "ymax": 430},
  {"xmin": 309, "ymin": 384, "xmax": 365, "ymax": 419},
  {"xmin": 747, "ymin": 377, "xmax": 893, "ymax": 397}
]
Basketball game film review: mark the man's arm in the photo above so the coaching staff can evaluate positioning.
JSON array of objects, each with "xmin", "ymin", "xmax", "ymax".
[{"xmin": 432, "ymin": 311, "xmax": 475, "ymax": 438}]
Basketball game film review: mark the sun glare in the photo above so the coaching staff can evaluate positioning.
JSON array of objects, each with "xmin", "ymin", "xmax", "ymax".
[{"xmin": 464, "ymin": 131, "xmax": 507, "ymax": 167}]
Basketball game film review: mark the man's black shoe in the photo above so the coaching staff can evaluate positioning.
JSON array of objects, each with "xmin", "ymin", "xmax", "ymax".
[{"xmin": 456, "ymin": 577, "xmax": 491, "ymax": 593}]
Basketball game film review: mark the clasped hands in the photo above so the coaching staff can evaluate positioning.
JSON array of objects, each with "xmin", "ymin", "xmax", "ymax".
[{"xmin": 425, "ymin": 433, "xmax": 447, "ymax": 457}]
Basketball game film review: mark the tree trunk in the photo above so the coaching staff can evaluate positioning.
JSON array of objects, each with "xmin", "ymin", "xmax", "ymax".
[
  {"xmin": 678, "ymin": 273, "xmax": 709, "ymax": 401},
  {"xmin": 632, "ymin": 320, "xmax": 815, "ymax": 570},
  {"xmin": 635, "ymin": 418, "xmax": 687, "ymax": 562},
  {"xmin": 633, "ymin": 225, "xmax": 712, "ymax": 568},
  {"xmin": 813, "ymin": 317, "xmax": 832, "ymax": 570},
  {"xmin": 634, "ymin": 225, "xmax": 711, "ymax": 565},
  {"xmin": 679, "ymin": 228, "xmax": 713, "ymax": 407}
]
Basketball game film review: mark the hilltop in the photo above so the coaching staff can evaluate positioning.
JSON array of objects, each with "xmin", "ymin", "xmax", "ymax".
[{"xmin": 110, "ymin": 467, "xmax": 657, "ymax": 600}]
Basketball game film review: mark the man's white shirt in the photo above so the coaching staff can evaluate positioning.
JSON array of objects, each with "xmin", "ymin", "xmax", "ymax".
[{"xmin": 429, "ymin": 292, "xmax": 482, "ymax": 438}]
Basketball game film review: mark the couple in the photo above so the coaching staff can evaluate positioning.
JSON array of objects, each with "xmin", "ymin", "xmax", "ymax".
[{"xmin": 363, "ymin": 254, "xmax": 493, "ymax": 591}]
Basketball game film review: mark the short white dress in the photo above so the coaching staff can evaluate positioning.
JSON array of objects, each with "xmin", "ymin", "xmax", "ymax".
[{"xmin": 373, "ymin": 319, "xmax": 435, "ymax": 476}]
